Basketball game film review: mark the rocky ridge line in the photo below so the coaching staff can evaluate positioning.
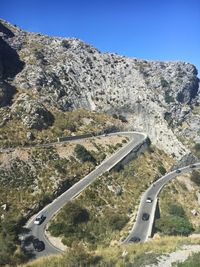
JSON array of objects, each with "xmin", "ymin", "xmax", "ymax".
[{"xmin": 0, "ymin": 19, "xmax": 199, "ymax": 159}]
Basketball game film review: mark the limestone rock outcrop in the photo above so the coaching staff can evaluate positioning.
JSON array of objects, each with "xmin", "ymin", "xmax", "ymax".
[{"xmin": 0, "ymin": 19, "xmax": 199, "ymax": 159}]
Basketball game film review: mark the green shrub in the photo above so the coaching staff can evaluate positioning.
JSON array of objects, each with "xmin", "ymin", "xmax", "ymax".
[
  {"xmin": 155, "ymin": 215, "xmax": 193, "ymax": 236},
  {"xmin": 107, "ymin": 213, "xmax": 128, "ymax": 231},
  {"xmin": 51, "ymin": 158, "xmax": 68, "ymax": 174},
  {"xmin": 62, "ymin": 245, "xmax": 101, "ymax": 266},
  {"xmin": 40, "ymin": 193, "xmax": 52, "ymax": 206},
  {"xmin": 61, "ymin": 40, "xmax": 71, "ymax": 49},
  {"xmin": 48, "ymin": 222, "xmax": 67, "ymax": 237},
  {"xmin": 195, "ymin": 143, "xmax": 200, "ymax": 151},
  {"xmin": 161, "ymin": 78, "xmax": 169, "ymax": 88},
  {"xmin": 0, "ymin": 219, "xmax": 26, "ymax": 266},
  {"xmin": 194, "ymin": 144, "xmax": 200, "ymax": 158},
  {"xmin": 191, "ymin": 171, "xmax": 200, "ymax": 186},
  {"xmin": 168, "ymin": 203, "xmax": 186, "ymax": 218},
  {"xmin": 118, "ymin": 115, "xmax": 127, "ymax": 123},
  {"xmin": 62, "ymin": 236, "xmax": 76, "ymax": 247},
  {"xmin": 176, "ymin": 91, "xmax": 185, "ymax": 103},
  {"xmin": 165, "ymin": 91, "xmax": 174, "ymax": 104},
  {"xmin": 59, "ymin": 202, "xmax": 89, "ymax": 225},
  {"xmin": 112, "ymin": 114, "xmax": 118, "ymax": 119},
  {"xmin": 74, "ymin": 144, "xmax": 96, "ymax": 164},
  {"xmin": 111, "ymin": 114, "xmax": 127, "ymax": 122},
  {"xmin": 158, "ymin": 165, "xmax": 166, "ymax": 175}
]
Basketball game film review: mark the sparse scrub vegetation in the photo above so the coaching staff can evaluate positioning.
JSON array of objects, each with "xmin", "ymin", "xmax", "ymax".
[
  {"xmin": 0, "ymin": 219, "xmax": 27, "ymax": 266},
  {"xmin": 0, "ymin": 108, "xmax": 121, "ymax": 147},
  {"xmin": 176, "ymin": 91, "xmax": 185, "ymax": 103},
  {"xmin": 112, "ymin": 113, "xmax": 128, "ymax": 122},
  {"xmin": 156, "ymin": 192, "xmax": 195, "ymax": 238},
  {"xmin": 18, "ymin": 236, "xmax": 200, "ymax": 267},
  {"xmin": 158, "ymin": 164, "xmax": 167, "ymax": 175},
  {"xmin": 156, "ymin": 167, "xmax": 200, "ymax": 237},
  {"xmin": 165, "ymin": 90, "xmax": 175, "ymax": 104},
  {"xmin": 155, "ymin": 214, "xmax": 193, "ymax": 236},
  {"xmin": 74, "ymin": 144, "xmax": 96, "ymax": 164},
  {"xmin": 49, "ymin": 148, "xmax": 173, "ymax": 249},
  {"xmin": 194, "ymin": 143, "xmax": 200, "ymax": 158},
  {"xmin": 0, "ymin": 135, "xmax": 126, "ymax": 266},
  {"xmin": 190, "ymin": 170, "xmax": 200, "ymax": 186},
  {"xmin": 161, "ymin": 77, "xmax": 169, "ymax": 88}
]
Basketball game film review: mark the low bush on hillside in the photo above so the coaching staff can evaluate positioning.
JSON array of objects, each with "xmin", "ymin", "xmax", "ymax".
[
  {"xmin": 48, "ymin": 202, "xmax": 91, "ymax": 244},
  {"xmin": 105, "ymin": 211, "xmax": 128, "ymax": 231},
  {"xmin": 155, "ymin": 215, "xmax": 193, "ymax": 236},
  {"xmin": 0, "ymin": 219, "xmax": 27, "ymax": 266},
  {"xmin": 191, "ymin": 170, "xmax": 200, "ymax": 186},
  {"xmin": 57, "ymin": 202, "xmax": 89, "ymax": 225},
  {"xmin": 112, "ymin": 114, "xmax": 127, "ymax": 122},
  {"xmin": 158, "ymin": 164, "xmax": 167, "ymax": 175},
  {"xmin": 0, "ymin": 108, "xmax": 121, "ymax": 146},
  {"xmin": 165, "ymin": 91, "xmax": 175, "ymax": 104},
  {"xmin": 155, "ymin": 203, "xmax": 193, "ymax": 236},
  {"xmin": 176, "ymin": 91, "xmax": 185, "ymax": 103},
  {"xmin": 168, "ymin": 203, "xmax": 186, "ymax": 218},
  {"xmin": 161, "ymin": 78, "xmax": 169, "ymax": 88},
  {"xmin": 194, "ymin": 143, "xmax": 200, "ymax": 158},
  {"xmin": 49, "ymin": 201, "xmax": 129, "ymax": 247},
  {"xmin": 74, "ymin": 144, "xmax": 96, "ymax": 164}
]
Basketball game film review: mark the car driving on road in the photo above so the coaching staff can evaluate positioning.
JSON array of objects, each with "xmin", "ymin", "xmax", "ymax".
[
  {"xmin": 146, "ymin": 197, "xmax": 153, "ymax": 203},
  {"xmin": 142, "ymin": 212, "xmax": 150, "ymax": 221},
  {"xmin": 34, "ymin": 214, "xmax": 45, "ymax": 225},
  {"xmin": 176, "ymin": 169, "xmax": 181, "ymax": 173},
  {"xmin": 190, "ymin": 164, "xmax": 196, "ymax": 168},
  {"xmin": 129, "ymin": 236, "xmax": 141, "ymax": 243}
]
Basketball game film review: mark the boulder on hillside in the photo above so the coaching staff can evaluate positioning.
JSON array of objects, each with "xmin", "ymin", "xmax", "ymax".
[
  {"xmin": 12, "ymin": 96, "xmax": 54, "ymax": 130},
  {"xmin": 26, "ymin": 131, "xmax": 35, "ymax": 141},
  {"xmin": 21, "ymin": 100, "xmax": 54, "ymax": 130}
]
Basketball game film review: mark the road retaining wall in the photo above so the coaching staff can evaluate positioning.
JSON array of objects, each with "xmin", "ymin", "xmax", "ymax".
[
  {"xmin": 146, "ymin": 197, "xmax": 158, "ymax": 241},
  {"xmin": 113, "ymin": 137, "xmax": 150, "ymax": 169}
]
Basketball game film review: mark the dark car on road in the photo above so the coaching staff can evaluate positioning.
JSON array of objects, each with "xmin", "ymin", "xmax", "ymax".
[
  {"xmin": 33, "ymin": 239, "xmax": 45, "ymax": 252},
  {"xmin": 190, "ymin": 165, "xmax": 196, "ymax": 168},
  {"xmin": 34, "ymin": 214, "xmax": 45, "ymax": 225},
  {"xmin": 129, "ymin": 236, "xmax": 141, "ymax": 243},
  {"xmin": 176, "ymin": 169, "xmax": 181, "ymax": 173},
  {"xmin": 142, "ymin": 213, "xmax": 150, "ymax": 221}
]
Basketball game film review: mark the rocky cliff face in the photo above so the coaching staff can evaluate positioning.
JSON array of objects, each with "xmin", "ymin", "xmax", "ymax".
[{"xmin": 0, "ymin": 19, "xmax": 199, "ymax": 159}]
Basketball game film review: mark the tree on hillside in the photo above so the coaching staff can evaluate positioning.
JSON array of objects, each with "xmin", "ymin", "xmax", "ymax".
[
  {"xmin": 74, "ymin": 144, "xmax": 96, "ymax": 164},
  {"xmin": 155, "ymin": 215, "xmax": 193, "ymax": 236},
  {"xmin": 0, "ymin": 219, "xmax": 26, "ymax": 266}
]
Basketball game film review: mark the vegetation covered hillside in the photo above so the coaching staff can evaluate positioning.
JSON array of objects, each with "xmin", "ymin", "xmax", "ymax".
[
  {"xmin": 47, "ymin": 146, "xmax": 173, "ymax": 249},
  {"xmin": 0, "ymin": 109, "xmax": 126, "ymax": 266}
]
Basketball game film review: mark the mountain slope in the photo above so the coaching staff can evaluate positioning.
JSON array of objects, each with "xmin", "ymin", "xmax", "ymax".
[{"xmin": 0, "ymin": 19, "xmax": 199, "ymax": 159}]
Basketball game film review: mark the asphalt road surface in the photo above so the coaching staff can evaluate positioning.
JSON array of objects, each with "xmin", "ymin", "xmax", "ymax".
[
  {"xmin": 124, "ymin": 163, "xmax": 200, "ymax": 244},
  {"xmin": 23, "ymin": 131, "xmax": 147, "ymax": 258}
]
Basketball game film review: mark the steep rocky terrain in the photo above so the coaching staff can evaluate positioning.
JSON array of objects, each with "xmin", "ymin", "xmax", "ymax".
[{"xmin": 0, "ymin": 19, "xmax": 199, "ymax": 159}]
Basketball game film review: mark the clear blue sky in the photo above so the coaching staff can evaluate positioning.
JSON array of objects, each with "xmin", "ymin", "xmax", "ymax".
[{"xmin": 1, "ymin": 0, "xmax": 200, "ymax": 73}]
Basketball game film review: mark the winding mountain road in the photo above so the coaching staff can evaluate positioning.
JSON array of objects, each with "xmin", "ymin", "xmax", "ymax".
[
  {"xmin": 23, "ymin": 131, "xmax": 200, "ymax": 258},
  {"xmin": 123, "ymin": 163, "xmax": 200, "ymax": 243},
  {"xmin": 24, "ymin": 131, "xmax": 147, "ymax": 257}
]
